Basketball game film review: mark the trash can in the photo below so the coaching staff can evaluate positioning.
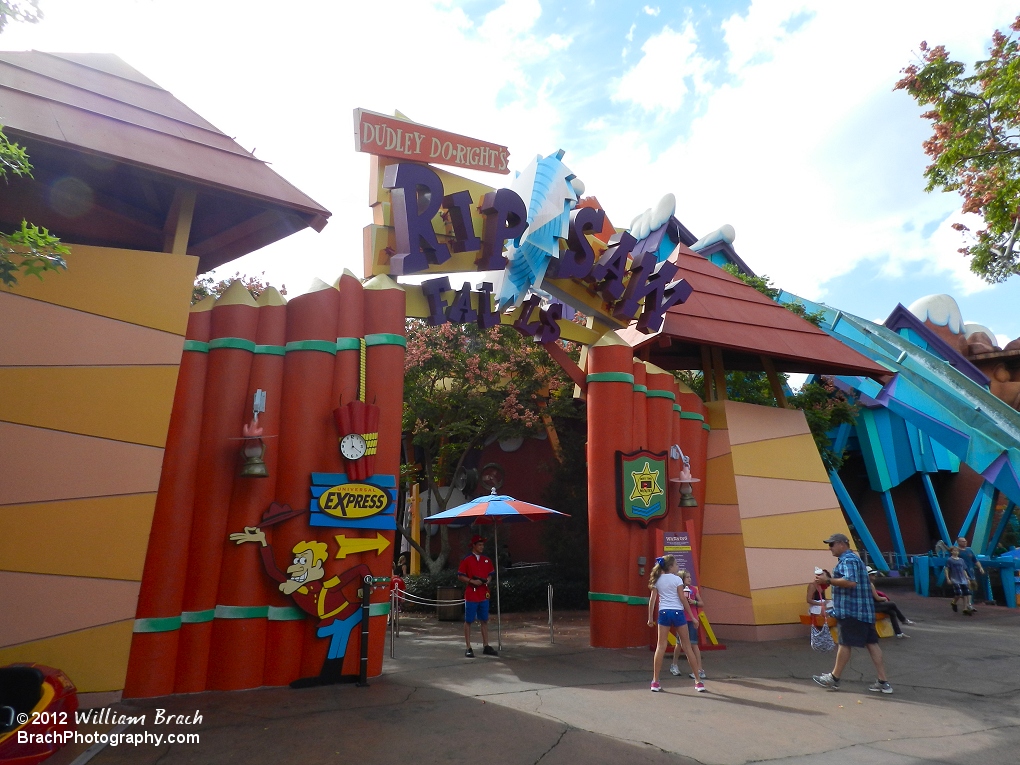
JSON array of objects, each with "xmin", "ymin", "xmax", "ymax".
[{"xmin": 436, "ymin": 587, "xmax": 463, "ymax": 621}]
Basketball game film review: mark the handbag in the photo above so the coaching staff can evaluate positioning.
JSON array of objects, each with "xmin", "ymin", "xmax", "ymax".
[{"xmin": 810, "ymin": 617, "xmax": 835, "ymax": 652}]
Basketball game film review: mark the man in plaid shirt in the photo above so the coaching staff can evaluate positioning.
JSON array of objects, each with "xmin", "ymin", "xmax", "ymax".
[{"xmin": 812, "ymin": 533, "xmax": 893, "ymax": 694}]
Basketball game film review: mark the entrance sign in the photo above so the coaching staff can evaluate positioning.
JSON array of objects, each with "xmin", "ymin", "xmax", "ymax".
[
  {"xmin": 354, "ymin": 109, "xmax": 510, "ymax": 174},
  {"xmin": 616, "ymin": 450, "xmax": 668, "ymax": 526}
]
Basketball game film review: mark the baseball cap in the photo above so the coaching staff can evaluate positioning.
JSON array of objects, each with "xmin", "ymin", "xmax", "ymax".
[
  {"xmin": 866, "ymin": 566, "xmax": 877, "ymax": 575},
  {"xmin": 823, "ymin": 533, "xmax": 850, "ymax": 545},
  {"xmin": 470, "ymin": 535, "xmax": 486, "ymax": 545}
]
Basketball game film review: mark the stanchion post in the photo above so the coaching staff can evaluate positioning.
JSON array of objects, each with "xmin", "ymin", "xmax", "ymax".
[
  {"xmin": 357, "ymin": 575, "xmax": 373, "ymax": 687},
  {"xmin": 547, "ymin": 583, "xmax": 554, "ymax": 644}
]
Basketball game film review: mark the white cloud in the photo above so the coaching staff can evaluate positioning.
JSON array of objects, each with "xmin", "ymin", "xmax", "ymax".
[
  {"xmin": 611, "ymin": 23, "xmax": 715, "ymax": 113},
  {"xmin": 626, "ymin": 22, "xmax": 636, "ymax": 42},
  {"xmin": 643, "ymin": 5, "xmax": 660, "ymax": 16}
]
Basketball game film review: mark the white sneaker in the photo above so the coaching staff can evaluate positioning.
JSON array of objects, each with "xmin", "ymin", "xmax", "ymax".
[{"xmin": 669, "ymin": 664, "xmax": 681, "ymax": 676}]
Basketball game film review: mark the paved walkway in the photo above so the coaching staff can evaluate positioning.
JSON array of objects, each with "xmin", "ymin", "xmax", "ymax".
[{"xmin": 76, "ymin": 591, "xmax": 1020, "ymax": 764}]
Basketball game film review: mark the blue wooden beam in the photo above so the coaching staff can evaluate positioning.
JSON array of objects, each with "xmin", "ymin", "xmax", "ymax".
[
  {"xmin": 880, "ymin": 490, "xmax": 908, "ymax": 567},
  {"xmin": 957, "ymin": 482, "xmax": 988, "ymax": 541},
  {"xmin": 969, "ymin": 482, "xmax": 997, "ymax": 555},
  {"xmin": 921, "ymin": 473, "xmax": 952, "ymax": 545},
  {"xmin": 988, "ymin": 501, "xmax": 1017, "ymax": 554},
  {"xmin": 829, "ymin": 469, "xmax": 889, "ymax": 572}
]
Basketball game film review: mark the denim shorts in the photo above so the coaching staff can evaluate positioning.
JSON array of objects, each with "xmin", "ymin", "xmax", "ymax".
[
  {"xmin": 687, "ymin": 619, "xmax": 699, "ymax": 642},
  {"xmin": 465, "ymin": 599, "xmax": 489, "ymax": 623},
  {"xmin": 657, "ymin": 609, "xmax": 687, "ymax": 628}
]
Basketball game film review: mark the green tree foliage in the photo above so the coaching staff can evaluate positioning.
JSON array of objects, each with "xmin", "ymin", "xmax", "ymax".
[
  {"xmin": 787, "ymin": 377, "xmax": 858, "ymax": 471},
  {"xmin": 0, "ymin": 1, "xmax": 41, "ymax": 32},
  {"xmin": 896, "ymin": 16, "xmax": 1020, "ymax": 282},
  {"xmin": 192, "ymin": 271, "xmax": 287, "ymax": 304},
  {"xmin": 402, "ymin": 319, "xmax": 580, "ymax": 572},
  {"xmin": 1, "ymin": 6, "xmax": 68, "ymax": 288}
]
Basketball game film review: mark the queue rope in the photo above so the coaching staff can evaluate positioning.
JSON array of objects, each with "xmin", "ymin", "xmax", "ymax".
[{"xmin": 398, "ymin": 591, "xmax": 467, "ymax": 606}]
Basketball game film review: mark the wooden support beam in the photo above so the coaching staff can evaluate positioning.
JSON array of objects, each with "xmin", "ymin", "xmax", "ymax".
[
  {"xmin": 163, "ymin": 188, "xmax": 197, "ymax": 255},
  {"xmin": 542, "ymin": 341, "xmax": 587, "ymax": 392},
  {"xmin": 760, "ymin": 355, "xmax": 788, "ymax": 408},
  {"xmin": 711, "ymin": 346, "xmax": 727, "ymax": 402},
  {"xmin": 700, "ymin": 345, "xmax": 714, "ymax": 401}
]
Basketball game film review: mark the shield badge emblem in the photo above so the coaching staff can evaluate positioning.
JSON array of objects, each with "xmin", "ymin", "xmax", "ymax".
[{"xmin": 616, "ymin": 449, "xmax": 668, "ymax": 526}]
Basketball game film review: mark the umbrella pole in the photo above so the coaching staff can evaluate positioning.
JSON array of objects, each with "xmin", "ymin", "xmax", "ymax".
[{"xmin": 494, "ymin": 523, "xmax": 502, "ymax": 651}]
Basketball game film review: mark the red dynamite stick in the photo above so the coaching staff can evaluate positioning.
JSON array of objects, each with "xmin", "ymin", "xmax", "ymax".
[
  {"xmin": 207, "ymin": 294, "xmax": 287, "ymax": 690},
  {"xmin": 124, "ymin": 305, "xmax": 212, "ymax": 698},
  {"xmin": 625, "ymin": 361, "xmax": 649, "ymax": 647},
  {"xmin": 357, "ymin": 278, "xmax": 405, "ymax": 678},
  {"xmin": 174, "ymin": 290, "xmax": 261, "ymax": 693},
  {"xmin": 644, "ymin": 369, "xmax": 676, "ymax": 649},
  {"xmin": 271, "ymin": 282, "xmax": 345, "ymax": 684},
  {"xmin": 677, "ymin": 391, "xmax": 708, "ymax": 546},
  {"xmin": 585, "ymin": 341, "xmax": 634, "ymax": 648},
  {"xmin": 332, "ymin": 271, "xmax": 364, "ymax": 455}
]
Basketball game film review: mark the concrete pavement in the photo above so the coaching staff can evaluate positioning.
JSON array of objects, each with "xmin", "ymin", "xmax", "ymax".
[{"xmin": 70, "ymin": 591, "xmax": 1020, "ymax": 764}]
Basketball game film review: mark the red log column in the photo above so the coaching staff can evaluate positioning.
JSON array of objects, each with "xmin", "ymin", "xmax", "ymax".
[
  {"xmin": 174, "ymin": 283, "xmax": 261, "ymax": 693},
  {"xmin": 624, "ymin": 362, "xmax": 649, "ymax": 646},
  {"xmin": 347, "ymin": 274, "xmax": 405, "ymax": 678},
  {"xmin": 677, "ymin": 391, "xmax": 708, "ymax": 550},
  {"xmin": 124, "ymin": 299, "xmax": 213, "ymax": 698},
  {"xmin": 264, "ymin": 280, "xmax": 343, "ymax": 686},
  {"xmin": 586, "ymin": 336, "xmax": 635, "ymax": 648},
  {"xmin": 207, "ymin": 288, "xmax": 288, "ymax": 690},
  {"xmin": 332, "ymin": 271, "xmax": 365, "ymax": 409},
  {"xmin": 665, "ymin": 378, "xmax": 684, "ymax": 532},
  {"xmin": 644, "ymin": 365, "xmax": 676, "ymax": 561}
]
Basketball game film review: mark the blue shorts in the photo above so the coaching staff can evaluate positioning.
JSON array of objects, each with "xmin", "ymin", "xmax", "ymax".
[
  {"xmin": 951, "ymin": 582, "xmax": 971, "ymax": 597},
  {"xmin": 465, "ymin": 599, "xmax": 489, "ymax": 623},
  {"xmin": 657, "ymin": 609, "xmax": 687, "ymax": 628},
  {"xmin": 687, "ymin": 619, "xmax": 699, "ymax": 642}
]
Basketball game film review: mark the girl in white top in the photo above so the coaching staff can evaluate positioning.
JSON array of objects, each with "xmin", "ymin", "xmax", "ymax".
[{"xmin": 647, "ymin": 555, "xmax": 706, "ymax": 692}]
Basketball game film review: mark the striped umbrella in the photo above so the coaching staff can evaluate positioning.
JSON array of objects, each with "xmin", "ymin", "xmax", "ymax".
[{"xmin": 425, "ymin": 489, "xmax": 569, "ymax": 648}]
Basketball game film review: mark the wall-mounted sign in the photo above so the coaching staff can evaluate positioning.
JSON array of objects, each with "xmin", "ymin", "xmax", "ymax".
[
  {"xmin": 354, "ymin": 108, "xmax": 510, "ymax": 174},
  {"xmin": 309, "ymin": 473, "xmax": 397, "ymax": 529},
  {"xmin": 616, "ymin": 450, "xmax": 668, "ymax": 526},
  {"xmin": 662, "ymin": 531, "xmax": 697, "ymax": 586}
]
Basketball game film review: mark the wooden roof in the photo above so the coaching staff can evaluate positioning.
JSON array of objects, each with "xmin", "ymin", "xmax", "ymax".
[
  {"xmin": 618, "ymin": 247, "xmax": 890, "ymax": 378},
  {"xmin": 0, "ymin": 51, "xmax": 330, "ymax": 271}
]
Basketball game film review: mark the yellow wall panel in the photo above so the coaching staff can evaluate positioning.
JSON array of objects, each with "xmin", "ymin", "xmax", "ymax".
[
  {"xmin": 700, "ymin": 534, "xmax": 751, "ymax": 597},
  {"xmin": 0, "ymin": 620, "xmax": 133, "ymax": 693},
  {"xmin": 0, "ymin": 494, "xmax": 156, "ymax": 580},
  {"xmin": 751, "ymin": 584, "xmax": 814, "ymax": 625},
  {"xmin": 705, "ymin": 400, "xmax": 727, "ymax": 430},
  {"xmin": 0, "ymin": 366, "xmax": 179, "ymax": 447},
  {"xmin": 741, "ymin": 508, "xmax": 852, "ymax": 549},
  {"xmin": 730, "ymin": 434, "xmax": 830, "ymax": 482},
  {"xmin": 0, "ymin": 244, "xmax": 197, "ymax": 335},
  {"xmin": 705, "ymin": 453, "xmax": 738, "ymax": 505}
]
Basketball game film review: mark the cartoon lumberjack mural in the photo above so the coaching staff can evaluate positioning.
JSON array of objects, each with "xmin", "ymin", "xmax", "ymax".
[{"xmin": 229, "ymin": 516, "xmax": 370, "ymax": 688}]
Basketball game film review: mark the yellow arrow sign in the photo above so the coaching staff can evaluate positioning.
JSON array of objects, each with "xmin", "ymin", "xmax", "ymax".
[{"xmin": 334, "ymin": 532, "xmax": 390, "ymax": 559}]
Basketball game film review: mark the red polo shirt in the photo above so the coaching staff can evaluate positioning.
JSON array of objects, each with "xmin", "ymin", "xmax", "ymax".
[{"xmin": 458, "ymin": 553, "xmax": 494, "ymax": 602}]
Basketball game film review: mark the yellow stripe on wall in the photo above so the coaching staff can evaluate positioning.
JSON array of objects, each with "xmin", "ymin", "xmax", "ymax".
[
  {"xmin": 0, "ymin": 494, "xmax": 156, "ymax": 580},
  {"xmin": 0, "ymin": 366, "xmax": 179, "ymax": 447},
  {"xmin": 741, "ymin": 507, "xmax": 852, "ymax": 549},
  {"xmin": 0, "ymin": 620, "xmax": 134, "ymax": 693},
  {"xmin": 699, "ymin": 534, "xmax": 752, "ymax": 597},
  {"xmin": 705, "ymin": 453, "xmax": 738, "ymax": 505},
  {"xmin": 0, "ymin": 244, "xmax": 197, "ymax": 335},
  {"xmin": 730, "ymin": 434, "xmax": 831, "ymax": 482},
  {"xmin": 751, "ymin": 584, "xmax": 816, "ymax": 625}
]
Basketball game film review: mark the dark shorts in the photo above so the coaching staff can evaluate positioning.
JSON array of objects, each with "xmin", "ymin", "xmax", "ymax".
[
  {"xmin": 951, "ymin": 582, "xmax": 971, "ymax": 597},
  {"xmin": 657, "ymin": 609, "xmax": 687, "ymax": 628},
  {"xmin": 465, "ymin": 599, "xmax": 489, "ymax": 623},
  {"xmin": 837, "ymin": 617, "xmax": 879, "ymax": 647},
  {"xmin": 687, "ymin": 619, "xmax": 699, "ymax": 642}
]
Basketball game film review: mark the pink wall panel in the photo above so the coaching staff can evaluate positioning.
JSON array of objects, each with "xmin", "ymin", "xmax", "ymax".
[
  {"xmin": 724, "ymin": 400, "xmax": 811, "ymax": 446},
  {"xmin": 0, "ymin": 422, "xmax": 164, "ymax": 505},
  {"xmin": 0, "ymin": 290, "xmax": 185, "ymax": 366},
  {"xmin": 0, "ymin": 571, "xmax": 140, "ymax": 647}
]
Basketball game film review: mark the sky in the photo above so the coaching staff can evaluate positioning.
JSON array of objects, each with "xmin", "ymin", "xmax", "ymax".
[{"xmin": 3, "ymin": 0, "xmax": 1020, "ymax": 344}]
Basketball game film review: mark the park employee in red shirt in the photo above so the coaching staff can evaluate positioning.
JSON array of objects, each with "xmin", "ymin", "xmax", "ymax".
[{"xmin": 458, "ymin": 535, "xmax": 498, "ymax": 658}]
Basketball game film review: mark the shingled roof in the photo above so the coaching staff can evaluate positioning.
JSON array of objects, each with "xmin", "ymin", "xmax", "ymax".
[
  {"xmin": 618, "ymin": 247, "xmax": 890, "ymax": 378},
  {"xmin": 0, "ymin": 51, "xmax": 330, "ymax": 271}
]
